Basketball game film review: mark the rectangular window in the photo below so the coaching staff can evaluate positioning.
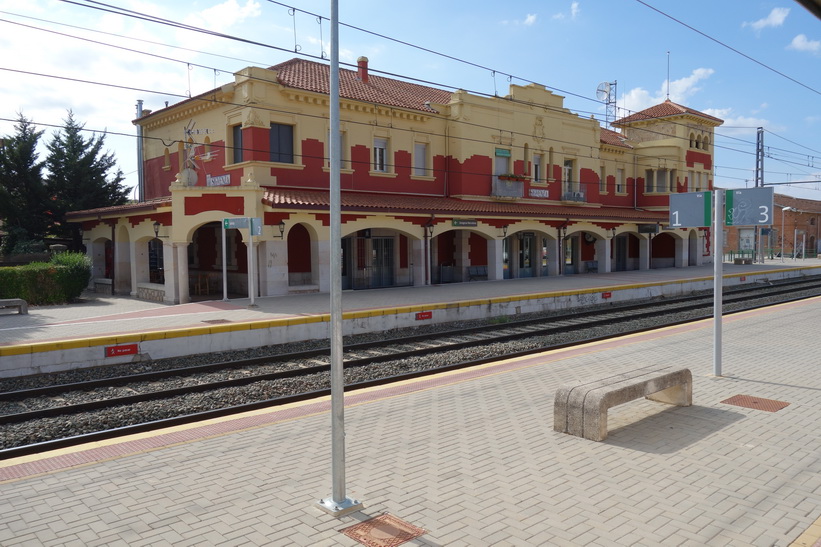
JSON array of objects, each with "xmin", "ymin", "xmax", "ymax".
[
  {"xmin": 563, "ymin": 159, "xmax": 574, "ymax": 193},
  {"xmin": 533, "ymin": 154, "xmax": 542, "ymax": 182},
  {"xmin": 645, "ymin": 170, "xmax": 655, "ymax": 193},
  {"xmin": 687, "ymin": 171, "xmax": 694, "ymax": 192},
  {"xmin": 669, "ymin": 169, "xmax": 677, "ymax": 192},
  {"xmin": 270, "ymin": 123, "xmax": 294, "ymax": 163},
  {"xmin": 494, "ymin": 153, "xmax": 509, "ymax": 176},
  {"xmin": 373, "ymin": 137, "xmax": 388, "ymax": 172},
  {"xmin": 232, "ymin": 124, "xmax": 243, "ymax": 164},
  {"xmin": 413, "ymin": 143, "xmax": 428, "ymax": 176},
  {"xmin": 327, "ymin": 129, "xmax": 346, "ymax": 169},
  {"xmin": 657, "ymin": 170, "xmax": 668, "ymax": 193},
  {"xmin": 599, "ymin": 166, "xmax": 606, "ymax": 193},
  {"xmin": 616, "ymin": 168, "xmax": 625, "ymax": 193}
]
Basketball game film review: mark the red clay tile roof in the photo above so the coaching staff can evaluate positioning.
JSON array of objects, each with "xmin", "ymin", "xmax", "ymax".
[
  {"xmin": 66, "ymin": 198, "xmax": 172, "ymax": 219},
  {"xmin": 269, "ymin": 58, "xmax": 451, "ymax": 113},
  {"xmin": 613, "ymin": 99, "xmax": 723, "ymax": 126},
  {"xmin": 262, "ymin": 187, "xmax": 666, "ymax": 222},
  {"xmin": 600, "ymin": 127, "xmax": 632, "ymax": 149}
]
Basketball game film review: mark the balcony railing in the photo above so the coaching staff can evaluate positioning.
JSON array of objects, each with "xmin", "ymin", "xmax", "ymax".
[
  {"xmin": 492, "ymin": 176, "xmax": 524, "ymax": 198},
  {"xmin": 562, "ymin": 190, "xmax": 586, "ymax": 202}
]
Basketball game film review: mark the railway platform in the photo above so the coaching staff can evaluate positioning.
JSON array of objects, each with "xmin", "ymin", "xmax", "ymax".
[
  {"xmin": 2, "ymin": 259, "xmax": 821, "ymax": 378},
  {"xmin": 1, "ymin": 266, "xmax": 820, "ymax": 545}
]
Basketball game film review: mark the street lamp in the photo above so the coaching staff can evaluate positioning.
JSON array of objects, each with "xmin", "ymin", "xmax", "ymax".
[{"xmin": 781, "ymin": 206, "xmax": 796, "ymax": 262}]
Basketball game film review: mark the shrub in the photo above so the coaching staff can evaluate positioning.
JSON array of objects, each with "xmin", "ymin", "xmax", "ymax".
[
  {"xmin": 49, "ymin": 251, "xmax": 92, "ymax": 300},
  {"xmin": 0, "ymin": 252, "xmax": 91, "ymax": 304}
]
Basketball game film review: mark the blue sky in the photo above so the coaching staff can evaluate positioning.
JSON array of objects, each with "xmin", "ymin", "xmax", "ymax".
[{"xmin": 0, "ymin": 0, "xmax": 818, "ymax": 199}]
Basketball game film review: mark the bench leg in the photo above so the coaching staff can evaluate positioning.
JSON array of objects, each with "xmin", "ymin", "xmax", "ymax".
[
  {"xmin": 583, "ymin": 382, "xmax": 692, "ymax": 442},
  {"xmin": 646, "ymin": 382, "xmax": 692, "ymax": 406}
]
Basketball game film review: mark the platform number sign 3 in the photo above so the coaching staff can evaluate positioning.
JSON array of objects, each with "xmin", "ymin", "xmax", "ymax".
[{"xmin": 725, "ymin": 187, "xmax": 774, "ymax": 227}]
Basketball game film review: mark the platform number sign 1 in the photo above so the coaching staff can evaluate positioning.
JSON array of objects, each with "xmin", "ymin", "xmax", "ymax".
[
  {"xmin": 669, "ymin": 192, "xmax": 712, "ymax": 228},
  {"xmin": 725, "ymin": 187, "xmax": 774, "ymax": 227}
]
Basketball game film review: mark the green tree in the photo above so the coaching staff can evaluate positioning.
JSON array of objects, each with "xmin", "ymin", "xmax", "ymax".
[
  {"xmin": 45, "ymin": 110, "xmax": 129, "ymax": 248},
  {"xmin": 0, "ymin": 114, "xmax": 50, "ymax": 254}
]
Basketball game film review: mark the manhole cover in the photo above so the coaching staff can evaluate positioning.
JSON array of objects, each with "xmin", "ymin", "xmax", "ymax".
[
  {"xmin": 720, "ymin": 394, "xmax": 790, "ymax": 412},
  {"xmin": 340, "ymin": 513, "xmax": 426, "ymax": 547}
]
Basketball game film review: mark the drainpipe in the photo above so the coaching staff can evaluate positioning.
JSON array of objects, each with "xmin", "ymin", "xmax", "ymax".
[{"xmin": 136, "ymin": 100, "xmax": 145, "ymax": 202}]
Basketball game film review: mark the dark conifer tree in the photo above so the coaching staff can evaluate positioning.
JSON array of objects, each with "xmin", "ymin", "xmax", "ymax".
[
  {"xmin": 0, "ymin": 114, "xmax": 49, "ymax": 254},
  {"xmin": 46, "ymin": 110, "xmax": 129, "ymax": 248}
]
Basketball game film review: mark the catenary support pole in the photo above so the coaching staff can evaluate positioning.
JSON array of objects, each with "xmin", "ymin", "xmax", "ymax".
[
  {"xmin": 317, "ymin": 0, "xmax": 362, "ymax": 517},
  {"xmin": 222, "ymin": 223, "xmax": 228, "ymax": 301},
  {"xmin": 713, "ymin": 189, "xmax": 723, "ymax": 377}
]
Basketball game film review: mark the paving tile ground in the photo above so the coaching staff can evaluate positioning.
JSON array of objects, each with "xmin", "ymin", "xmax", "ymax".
[
  {"xmin": 2, "ymin": 261, "xmax": 821, "ymax": 545},
  {"xmin": 0, "ymin": 291, "xmax": 820, "ymax": 545}
]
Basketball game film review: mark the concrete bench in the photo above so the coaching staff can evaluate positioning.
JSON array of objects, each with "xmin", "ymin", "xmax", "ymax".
[
  {"xmin": 0, "ymin": 298, "xmax": 29, "ymax": 315},
  {"xmin": 467, "ymin": 265, "xmax": 488, "ymax": 281},
  {"xmin": 554, "ymin": 364, "xmax": 692, "ymax": 441}
]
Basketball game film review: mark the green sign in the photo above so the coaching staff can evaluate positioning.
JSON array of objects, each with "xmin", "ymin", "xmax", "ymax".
[
  {"xmin": 223, "ymin": 217, "xmax": 262, "ymax": 235},
  {"xmin": 223, "ymin": 217, "xmax": 248, "ymax": 230},
  {"xmin": 495, "ymin": 148, "xmax": 511, "ymax": 157},
  {"xmin": 452, "ymin": 219, "xmax": 477, "ymax": 227}
]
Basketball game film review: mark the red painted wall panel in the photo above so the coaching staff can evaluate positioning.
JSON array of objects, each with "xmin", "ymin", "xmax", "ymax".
[
  {"xmin": 287, "ymin": 224, "xmax": 311, "ymax": 273},
  {"xmin": 469, "ymin": 233, "xmax": 488, "ymax": 265},
  {"xmin": 185, "ymin": 194, "xmax": 244, "ymax": 216}
]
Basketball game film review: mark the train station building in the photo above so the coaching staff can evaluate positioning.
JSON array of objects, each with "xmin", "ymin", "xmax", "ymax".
[{"xmin": 67, "ymin": 56, "xmax": 723, "ymax": 304}]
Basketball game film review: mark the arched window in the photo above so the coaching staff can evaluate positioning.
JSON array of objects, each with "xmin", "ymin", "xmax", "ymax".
[
  {"xmin": 689, "ymin": 133, "xmax": 695, "ymax": 148},
  {"xmin": 702, "ymin": 136, "xmax": 709, "ymax": 152},
  {"xmin": 695, "ymin": 135, "xmax": 702, "ymax": 150}
]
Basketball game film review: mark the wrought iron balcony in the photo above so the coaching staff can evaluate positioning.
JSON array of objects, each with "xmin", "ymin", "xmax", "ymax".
[
  {"xmin": 562, "ymin": 190, "xmax": 586, "ymax": 202},
  {"xmin": 492, "ymin": 176, "xmax": 524, "ymax": 198}
]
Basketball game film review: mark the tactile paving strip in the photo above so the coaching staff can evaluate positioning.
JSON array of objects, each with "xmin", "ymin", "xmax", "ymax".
[
  {"xmin": 340, "ymin": 513, "xmax": 426, "ymax": 547},
  {"xmin": 720, "ymin": 394, "xmax": 790, "ymax": 412}
]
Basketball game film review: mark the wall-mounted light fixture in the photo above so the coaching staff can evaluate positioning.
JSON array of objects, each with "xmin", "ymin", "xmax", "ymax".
[
  {"xmin": 425, "ymin": 222, "xmax": 435, "ymax": 238},
  {"xmin": 153, "ymin": 221, "xmax": 160, "ymax": 238},
  {"xmin": 611, "ymin": 228, "xmax": 617, "ymax": 238},
  {"xmin": 501, "ymin": 224, "xmax": 509, "ymax": 238},
  {"xmin": 278, "ymin": 220, "xmax": 286, "ymax": 239}
]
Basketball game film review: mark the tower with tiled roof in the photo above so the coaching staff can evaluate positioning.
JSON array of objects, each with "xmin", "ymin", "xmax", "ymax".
[{"xmin": 612, "ymin": 99, "xmax": 723, "ymax": 195}]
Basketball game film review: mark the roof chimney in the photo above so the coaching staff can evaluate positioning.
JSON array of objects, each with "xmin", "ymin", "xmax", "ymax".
[{"xmin": 357, "ymin": 56, "xmax": 369, "ymax": 83}]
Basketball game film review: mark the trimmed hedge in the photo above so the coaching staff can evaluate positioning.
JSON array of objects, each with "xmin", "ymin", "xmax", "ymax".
[{"xmin": 0, "ymin": 252, "xmax": 92, "ymax": 305}]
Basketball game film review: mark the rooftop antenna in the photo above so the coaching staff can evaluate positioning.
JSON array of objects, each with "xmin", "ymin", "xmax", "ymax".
[
  {"xmin": 666, "ymin": 51, "xmax": 670, "ymax": 100},
  {"xmin": 596, "ymin": 81, "xmax": 617, "ymax": 125}
]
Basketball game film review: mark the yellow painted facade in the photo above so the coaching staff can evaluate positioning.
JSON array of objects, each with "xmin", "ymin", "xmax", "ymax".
[{"xmin": 68, "ymin": 57, "xmax": 721, "ymax": 303}]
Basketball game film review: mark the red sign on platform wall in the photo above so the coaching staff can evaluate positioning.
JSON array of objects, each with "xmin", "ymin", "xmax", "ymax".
[
  {"xmin": 105, "ymin": 343, "xmax": 138, "ymax": 357},
  {"xmin": 601, "ymin": 292, "xmax": 612, "ymax": 299},
  {"xmin": 415, "ymin": 311, "xmax": 433, "ymax": 320}
]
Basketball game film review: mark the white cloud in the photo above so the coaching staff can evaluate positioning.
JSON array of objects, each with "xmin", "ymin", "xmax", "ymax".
[
  {"xmin": 743, "ymin": 7, "xmax": 789, "ymax": 32},
  {"xmin": 620, "ymin": 68, "xmax": 714, "ymax": 114},
  {"xmin": 787, "ymin": 34, "xmax": 821, "ymax": 54},
  {"xmin": 552, "ymin": 2, "xmax": 580, "ymax": 21},
  {"xmin": 502, "ymin": 13, "xmax": 539, "ymax": 26},
  {"xmin": 185, "ymin": 0, "xmax": 262, "ymax": 32},
  {"xmin": 703, "ymin": 108, "xmax": 786, "ymax": 136}
]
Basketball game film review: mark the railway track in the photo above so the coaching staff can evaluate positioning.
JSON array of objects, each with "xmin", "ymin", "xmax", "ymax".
[{"xmin": 2, "ymin": 276, "xmax": 821, "ymax": 458}]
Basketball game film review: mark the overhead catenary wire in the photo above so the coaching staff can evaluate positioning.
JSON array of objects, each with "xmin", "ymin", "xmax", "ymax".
[
  {"xmin": 2, "ymin": 1, "xmax": 817, "ymax": 193},
  {"xmin": 6, "ymin": 3, "xmax": 812, "ymax": 168}
]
